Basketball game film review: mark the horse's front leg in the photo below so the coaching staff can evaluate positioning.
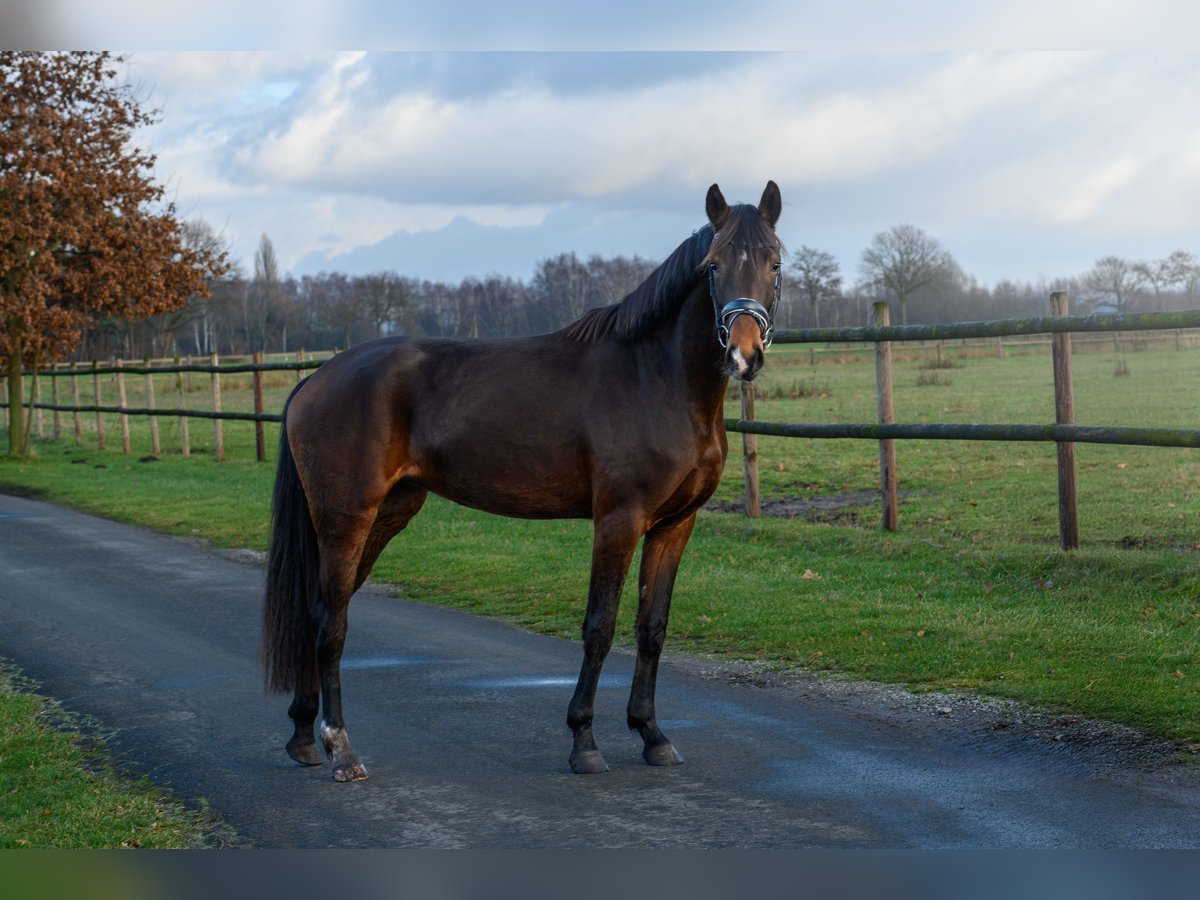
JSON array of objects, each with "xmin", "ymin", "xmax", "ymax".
[
  {"xmin": 627, "ymin": 513, "xmax": 695, "ymax": 766},
  {"xmin": 566, "ymin": 511, "xmax": 641, "ymax": 774}
]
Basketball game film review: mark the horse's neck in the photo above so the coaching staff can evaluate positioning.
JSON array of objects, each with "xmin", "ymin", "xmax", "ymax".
[{"xmin": 663, "ymin": 282, "xmax": 729, "ymax": 418}]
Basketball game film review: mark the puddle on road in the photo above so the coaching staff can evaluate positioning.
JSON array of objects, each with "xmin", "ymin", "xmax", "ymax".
[
  {"xmin": 459, "ymin": 674, "xmax": 626, "ymax": 690},
  {"xmin": 341, "ymin": 655, "xmax": 430, "ymax": 670}
]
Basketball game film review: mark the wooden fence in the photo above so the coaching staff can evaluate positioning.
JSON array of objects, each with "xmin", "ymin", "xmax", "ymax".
[
  {"xmin": 727, "ymin": 296, "xmax": 1200, "ymax": 548},
  {"xmin": 2, "ymin": 351, "xmax": 325, "ymax": 463},
  {"xmin": 4, "ymin": 298, "xmax": 1199, "ymax": 548}
]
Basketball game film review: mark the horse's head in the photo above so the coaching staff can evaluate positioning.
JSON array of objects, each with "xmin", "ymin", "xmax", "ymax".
[{"xmin": 704, "ymin": 181, "xmax": 783, "ymax": 382}]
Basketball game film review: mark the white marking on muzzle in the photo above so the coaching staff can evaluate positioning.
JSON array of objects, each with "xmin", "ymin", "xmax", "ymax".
[{"xmin": 731, "ymin": 346, "xmax": 749, "ymax": 376}]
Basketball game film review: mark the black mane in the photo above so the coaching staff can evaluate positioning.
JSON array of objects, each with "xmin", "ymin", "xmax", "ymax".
[
  {"xmin": 563, "ymin": 204, "xmax": 780, "ymax": 343},
  {"xmin": 563, "ymin": 224, "xmax": 712, "ymax": 344}
]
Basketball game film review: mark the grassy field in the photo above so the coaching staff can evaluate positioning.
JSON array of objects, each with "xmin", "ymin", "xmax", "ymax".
[{"xmin": 3, "ymin": 339, "xmax": 1199, "ymax": 757}]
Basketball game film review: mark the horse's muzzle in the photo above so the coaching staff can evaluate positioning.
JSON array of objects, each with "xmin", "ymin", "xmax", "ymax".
[{"xmin": 726, "ymin": 345, "xmax": 764, "ymax": 381}]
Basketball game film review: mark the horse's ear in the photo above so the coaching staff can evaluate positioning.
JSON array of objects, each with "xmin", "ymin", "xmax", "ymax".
[
  {"xmin": 758, "ymin": 180, "xmax": 781, "ymax": 227},
  {"xmin": 706, "ymin": 183, "xmax": 729, "ymax": 229}
]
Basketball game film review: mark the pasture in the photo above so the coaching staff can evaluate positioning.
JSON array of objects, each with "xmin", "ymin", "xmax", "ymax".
[{"xmin": 3, "ymin": 338, "xmax": 1199, "ymax": 744}]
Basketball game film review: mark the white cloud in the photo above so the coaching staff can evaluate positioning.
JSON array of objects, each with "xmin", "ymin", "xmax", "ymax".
[
  {"xmin": 219, "ymin": 53, "xmax": 1087, "ymax": 203},
  {"xmin": 121, "ymin": 49, "xmax": 1200, "ymax": 284}
]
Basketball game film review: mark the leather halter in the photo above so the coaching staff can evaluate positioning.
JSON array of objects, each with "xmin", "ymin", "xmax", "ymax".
[{"xmin": 707, "ymin": 253, "xmax": 780, "ymax": 350}]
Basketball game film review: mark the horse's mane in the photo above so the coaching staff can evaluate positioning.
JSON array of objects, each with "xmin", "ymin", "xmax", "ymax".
[{"xmin": 563, "ymin": 205, "xmax": 780, "ymax": 344}]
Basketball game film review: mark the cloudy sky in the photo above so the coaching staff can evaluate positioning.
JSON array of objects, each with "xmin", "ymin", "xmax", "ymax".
[{"xmin": 18, "ymin": 4, "xmax": 1200, "ymax": 291}]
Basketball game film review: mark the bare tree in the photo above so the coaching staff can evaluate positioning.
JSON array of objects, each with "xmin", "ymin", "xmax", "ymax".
[
  {"xmin": 1133, "ymin": 255, "xmax": 1176, "ymax": 311},
  {"xmin": 859, "ymin": 224, "xmax": 956, "ymax": 325},
  {"xmin": 1083, "ymin": 255, "xmax": 1141, "ymax": 313},
  {"xmin": 789, "ymin": 246, "xmax": 842, "ymax": 328},
  {"xmin": 530, "ymin": 252, "xmax": 591, "ymax": 327},
  {"xmin": 356, "ymin": 272, "xmax": 412, "ymax": 339},
  {"xmin": 246, "ymin": 233, "xmax": 286, "ymax": 351},
  {"xmin": 1166, "ymin": 250, "xmax": 1200, "ymax": 305}
]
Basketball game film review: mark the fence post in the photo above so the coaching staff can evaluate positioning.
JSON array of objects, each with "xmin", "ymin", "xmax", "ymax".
[
  {"xmin": 70, "ymin": 362, "xmax": 82, "ymax": 445},
  {"xmin": 175, "ymin": 357, "xmax": 190, "ymax": 458},
  {"xmin": 51, "ymin": 366, "xmax": 62, "ymax": 440},
  {"xmin": 92, "ymin": 361, "xmax": 106, "ymax": 450},
  {"xmin": 874, "ymin": 302, "xmax": 898, "ymax": 531},
  {"xmin": 253, "ymin": 351, "xmax": 266, "ymax": 463},
  {"xmin": 739, "ymin": 380, "xmax": 761, "ymax": 517},
  {"xmin": 211, "ymin": 353, "xmax": 224, "ymax": 462},
  {"xmin": 296, "ymin": 348, "xmax": 305, "ymax": 384},
  {"xmin": 1051, "ymin": 291, "xmax": 1079, "ymax": 550},
  {"xmin": 116, "ymin": 359, "xmax": 131, "ymax": 454},
  {"xmin": 31, "ymin": 368, "xmax": 42, "ymax": 438},
  {"xmin": 144, "ymin": 360, "xmax": 160, "ymax": 457}
]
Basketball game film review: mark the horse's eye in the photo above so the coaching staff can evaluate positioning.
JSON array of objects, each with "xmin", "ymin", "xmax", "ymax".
[
  {"xmin": 708, "ymin": 263, "xmax": 719, "ymax": 274},
  {"xmin": 771, "ymin": 261, "xmax": 782, "ymax": 272}
]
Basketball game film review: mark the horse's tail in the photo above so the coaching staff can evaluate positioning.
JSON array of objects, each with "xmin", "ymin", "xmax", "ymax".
[{"xmin": 262, "ymin": 388, "xmax": 320, "ymax": 695}]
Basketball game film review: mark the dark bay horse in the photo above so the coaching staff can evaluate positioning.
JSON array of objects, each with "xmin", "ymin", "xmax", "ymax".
[{"xmin": 263, "ymin": 181, "xmax": 784, "ymax": 781}]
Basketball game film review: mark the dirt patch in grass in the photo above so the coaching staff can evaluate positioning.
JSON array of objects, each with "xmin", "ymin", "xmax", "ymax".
[{"xmin": 706, "ymin": 489, "xmax": 889, "ymax": 520}]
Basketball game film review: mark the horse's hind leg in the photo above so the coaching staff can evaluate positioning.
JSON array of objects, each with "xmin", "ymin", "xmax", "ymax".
[
  {"xmin": 317, "ymin": 484, "xmax": 427, "ymax": 782},
  {"xmin": 286, "ymin": 689, "xmax": 321, "ymax": 766},
  {"xmin": 627, "ymin": 513, "xmax": 695, "ymax": 767},
  {"xmin": 313, "ymin": 546, "xmax": 368, "ymax": 783}
]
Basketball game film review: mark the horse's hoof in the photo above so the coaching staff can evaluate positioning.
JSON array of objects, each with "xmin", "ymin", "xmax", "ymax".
[
  {"xmin": 286, "ymin": 739, "xmax": 322, "ymax": 767},
  {"xmin": 569, "ymin": 749, "xmax": 610, "ymax": 774},
  {"xmin": 643, "ymin": 742, "xmax": 684, "ymax": 767},
  {"xmin": 332, "ymin": 759, "xmax": 369, "ymax": 782}
]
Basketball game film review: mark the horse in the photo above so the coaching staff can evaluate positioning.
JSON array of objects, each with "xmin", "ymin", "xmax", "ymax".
[{"xmin": 262, "ymin": 181, "xmax": 784, "ymax": 781}]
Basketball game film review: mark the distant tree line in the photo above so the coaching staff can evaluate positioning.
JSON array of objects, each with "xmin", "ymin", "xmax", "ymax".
[{"xmin": 75, "ymin": 223, "xmax": 1200, "ymax": 361}]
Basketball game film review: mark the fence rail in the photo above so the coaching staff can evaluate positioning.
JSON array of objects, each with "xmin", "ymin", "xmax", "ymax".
[
  {"xmin": 727, "ymin": 297, "xmax": 1200, "ymax": 548},
  {"xmin": 771, "ymin": 308, "xmax": 1200, "ymax": 344},
  {"xmin": 1, "ymin": 351, "xmax": 326, "ymax": 462},
  {"xmin": 723, "ymin": 420, "xmax": 1200, "ymax": 449}
]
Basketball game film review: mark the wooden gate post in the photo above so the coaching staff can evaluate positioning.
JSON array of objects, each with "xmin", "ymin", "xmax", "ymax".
[
  {"xmin": 253, "ymin": 351, "xmax": 266, "ymax": 463},
  {"xmin": 50, "ymin": 367, "xmax": 62, "ymax": 440},
  {"xmin": 144, "ymin": 361, "xmax": 160, "ymax": 457},
  {"xmin": 874, "ymin": 302, "xmax": 898, "ymax": 531},
  {"xmin": 33, "ymin": 368, "xmax": 43, "ymax": 438},
  {"xmin": 1051, "ymin": 292, "xmax": 1079, "ymax": 549},
  {"xmin": 175, "ymin": 358, "xmax": 190, "ymax": 458},
  {"xmin": 70, "ymin": 362, "xmax": 82, "ymax": 445},
  {"xmin": 740, "ymin": 380, "xmax": 761, "ymax": 518},
  {"xmin": 116, "ymin": 359, "xmax": 131, "ymax": 454},
  {"xmin": 210, "ymin": 353, "xmax": 224, "ymax": 462},
  {"xmin": 92, "ymin": 361, "xmax": 106, "ymax": 450}
]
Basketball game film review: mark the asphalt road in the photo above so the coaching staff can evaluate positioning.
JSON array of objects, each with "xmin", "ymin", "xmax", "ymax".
[{"xmin": 3, "ymin": 489, "xmax": 1200, "ymax": 848}]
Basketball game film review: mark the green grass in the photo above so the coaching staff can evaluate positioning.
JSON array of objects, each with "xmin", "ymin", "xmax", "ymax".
[
  {"xmin": 0, "ymin": 664, "xmax": 227, "ymax": 848},
  {"xmin": 3, "ymin": 343, "xmax": 1199, "ymax": 757}
]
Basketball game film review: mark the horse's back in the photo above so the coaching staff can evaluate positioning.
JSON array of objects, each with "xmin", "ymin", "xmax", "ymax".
[{"xmin": 287, "ymin": 334, "xmax": 601, "ymax": 519}]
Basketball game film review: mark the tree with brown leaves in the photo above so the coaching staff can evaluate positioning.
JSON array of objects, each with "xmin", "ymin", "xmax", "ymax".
[{"xmin": 1, "ymin": 51, "xmax": 228, "ymax": 456}]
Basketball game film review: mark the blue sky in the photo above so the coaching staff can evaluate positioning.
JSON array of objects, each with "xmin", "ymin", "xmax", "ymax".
[{"xmin": 14, "ymin": 5, "xmax": 1200, "ymax": 290}]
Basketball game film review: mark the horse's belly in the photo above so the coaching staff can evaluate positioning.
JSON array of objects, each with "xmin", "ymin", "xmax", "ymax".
[{"xmin": 426, "ymin": 477, "xmax": 592, "ymax": 520}]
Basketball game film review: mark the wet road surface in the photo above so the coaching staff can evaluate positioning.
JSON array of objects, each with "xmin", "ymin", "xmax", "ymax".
[{"xmin": 2, "ymin": 490, "xmax": 1199, "ymax": 847}]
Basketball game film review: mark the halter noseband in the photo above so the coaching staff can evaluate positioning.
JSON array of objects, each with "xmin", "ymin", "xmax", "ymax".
[{"xmin": 707, "ymin": 253, "xmax": 780, "ymax": 350}]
